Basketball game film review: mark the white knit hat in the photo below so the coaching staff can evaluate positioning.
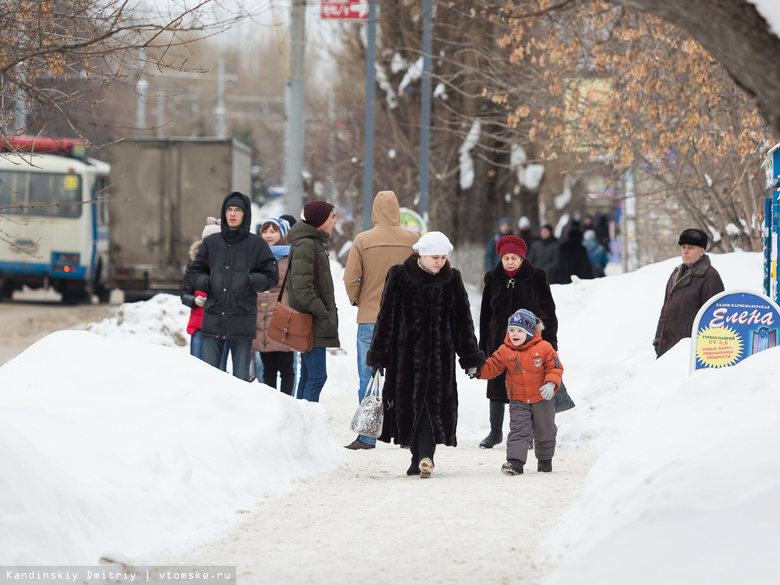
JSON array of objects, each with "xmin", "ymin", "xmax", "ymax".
[
  {"xmin": 201, "ymin": 216, "xmax": 221, "ymax": 239},
  {"xmin": 413, "ymin": 231, "xmax": 453, "ymax": 256}
]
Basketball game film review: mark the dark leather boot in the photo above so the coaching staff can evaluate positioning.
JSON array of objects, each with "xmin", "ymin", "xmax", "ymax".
[{"xmin": 479, "ymin": 401, "xmax": 505, "ymax": 448}]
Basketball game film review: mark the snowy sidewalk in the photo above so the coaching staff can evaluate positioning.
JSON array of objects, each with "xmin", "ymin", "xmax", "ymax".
[{"xmin": 162, "ymin": 391, "xmax": 595, "ymax": 585}]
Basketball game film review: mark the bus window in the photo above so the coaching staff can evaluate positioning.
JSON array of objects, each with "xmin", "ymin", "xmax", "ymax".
[
  {"xmin": 28, "ymin": 172, "xmax": 82, "ymax": 218},
  {"xmin": 0, "ymin": 170, "xmax": 27, "ymax": 213},
  {"xmin": 0, "ymin": 171, "xmax": 82, "ymax": 217},
  {"xmin": 94, "ymin": 175, "xmax": 110, "ymax": 227}
]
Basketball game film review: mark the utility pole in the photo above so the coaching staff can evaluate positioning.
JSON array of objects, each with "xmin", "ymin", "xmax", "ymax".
[
  {"xmin": 361, "ymin": 1, "xmax": 377, "ymax": 230},
  {"xmin": 624, "ymin": 168, "xmax": 639, "ymax": 272},
  {"xmin": 136, "ymin": 78, "xmax": 148, "ymax": 137},
  {"xmin": 418, "ymin": 0, "xmax": 432, "ymax": 224},
  {"xmin": 216, "ymin": 57, "xmax": 226, "ymax": 138},
  {"xmin": 285, "ymin": 0, "xmax": 306, "ymax": 219}
]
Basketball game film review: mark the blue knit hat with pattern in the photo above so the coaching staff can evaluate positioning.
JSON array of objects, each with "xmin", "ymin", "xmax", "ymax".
[
  {"xmin": 262, "ymin": 217, "xmax": 290, "ymax": 238},
  {"xmin": 508, "ymin": 309, "xmax": 538, "ymax": 337}
]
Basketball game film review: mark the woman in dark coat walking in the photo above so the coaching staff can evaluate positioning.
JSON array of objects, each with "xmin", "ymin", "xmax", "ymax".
[
  {"xmin": 549, "ymin": 227, "xmax": 594, "ymax": 284},
  {"xmin": 367, "ymin": 232, "xmax": 485, "ymax": 479},
  {"xmin": 478, "ymin": 235, "xmax": 559, "ymax": 449}
]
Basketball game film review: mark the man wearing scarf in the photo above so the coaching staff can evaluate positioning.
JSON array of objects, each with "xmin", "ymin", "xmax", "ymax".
[{"xmin": 654, "ymin": 228, "xmax": 725, "ymax": 358}]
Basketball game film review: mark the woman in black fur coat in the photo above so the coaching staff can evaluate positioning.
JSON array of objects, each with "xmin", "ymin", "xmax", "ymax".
[
  {"xmin": 366, "ymin": 232, "xmax": 485, "ymax": 479},
  {"xmin": 478, "ymin": 235, "xmax": 559, "ymax": 449}
]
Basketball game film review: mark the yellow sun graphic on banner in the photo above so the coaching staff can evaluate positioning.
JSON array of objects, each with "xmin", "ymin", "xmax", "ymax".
[{"xmin": 696, "ymin": 325, "xmax": 743, "ymax": 368}]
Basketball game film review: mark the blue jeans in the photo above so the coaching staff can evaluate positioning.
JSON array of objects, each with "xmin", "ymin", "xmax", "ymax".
[
  {"xmin": 356, "ymin": 323, "xmax": 376, "ymax": 444},
  {"xmin": 203, "ymin": 337, "xmax": 252, "ymax": 381},
  {"xmin": 253, "ymin": 351, "xmax": 265, "ymax": 382},
  {"xmin": 219, "ymin": 340, "xmax": 230, "ymax": 372},
  {"xmin": 296, "ymin": 347, "xmax": 327, "ymax": 402},
  {"xmin": 190, "ymin": 329, "xmax": 203, "ymax": 359}
]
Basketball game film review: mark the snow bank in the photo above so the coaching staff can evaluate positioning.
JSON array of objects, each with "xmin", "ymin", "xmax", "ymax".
[
  {"xmin": 0, "ymin": 332, "xmax": 344, "ymax": 564},
  {"xmin": 543, "ymin": 251, "xmax": 779, "ymax": 585}
]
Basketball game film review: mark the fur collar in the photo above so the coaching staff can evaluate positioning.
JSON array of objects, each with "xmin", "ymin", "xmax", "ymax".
[
  {"xmin": 671, "ymin": 254, "xmax": 713, "ymax": 292},
  {"xmin": 403, "ymin": 253, "xmax": 454, "ymax": 284}
]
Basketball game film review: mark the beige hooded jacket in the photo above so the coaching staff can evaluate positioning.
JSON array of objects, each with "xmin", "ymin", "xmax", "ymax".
[{"xmin": 343, "ymin": 190, "xmax": 419, "ymax": 323}]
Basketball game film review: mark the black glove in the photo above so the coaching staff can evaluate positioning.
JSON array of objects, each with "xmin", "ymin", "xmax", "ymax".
[{"xmin": 371, "ymin": 364, "xmax": 385, "ymax": 377}]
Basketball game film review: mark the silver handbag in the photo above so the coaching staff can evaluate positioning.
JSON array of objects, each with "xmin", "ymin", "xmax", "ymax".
[{"xmin": 349, "ymin": 371, "xmax": 384, "ymax": 438}]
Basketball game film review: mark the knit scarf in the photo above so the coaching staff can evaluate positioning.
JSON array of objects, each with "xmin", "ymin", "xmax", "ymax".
[{"xmin": 270, "ymin": 244, "xmax": 290, "ymax": 260}]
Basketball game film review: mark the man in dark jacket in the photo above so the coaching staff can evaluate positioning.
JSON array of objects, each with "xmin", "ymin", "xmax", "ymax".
[
  {"xmin": 190, "ymin": 191, "xmax": 279, "ymax": 381},
  {"xmin": 287, "ymin": 199, "xmax": 340, "ymax": 402},
  {"xmin": 526, "ymin": 223, "xmax": 559, "ymax": 273},
  {"xmin": 654, "ymin": 228, "xmax": 724, "ymax": 358},
  {"xmin": 484, "ymin": 217, "xmax": 512, "ymax": 272}
]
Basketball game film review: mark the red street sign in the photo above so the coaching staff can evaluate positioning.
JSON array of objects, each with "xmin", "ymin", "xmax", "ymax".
[{"xmin": 321, "ymin": 0, "xmax": 369, "ymax": 21}]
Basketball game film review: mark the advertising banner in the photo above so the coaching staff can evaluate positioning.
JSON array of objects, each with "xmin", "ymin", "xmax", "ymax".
[
  {"xmin": 399, "ymin": 207, "xmax": 427, "ymax": 236},
  {"xmin": 690, "ymin": 290, "xmax": 780, "ymax": 372}
]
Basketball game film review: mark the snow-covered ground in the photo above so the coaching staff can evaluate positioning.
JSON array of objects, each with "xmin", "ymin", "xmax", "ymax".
[{"xmin": 0, "ymin": 251, "xmax": 777, "ymax": 585}]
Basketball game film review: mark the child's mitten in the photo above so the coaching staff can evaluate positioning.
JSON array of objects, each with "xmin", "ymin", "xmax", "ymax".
[{"xmin": 540, "ymin": 381, "xmax": 555, "ymax": 400}]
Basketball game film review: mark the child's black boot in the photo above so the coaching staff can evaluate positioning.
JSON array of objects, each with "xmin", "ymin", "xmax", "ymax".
[
  {"xmin": 501, "ymin": 459, "xmax": 524, "ymax": 475},
  {"xmin": 537, "ymin": 459, "xmax": 552, "ymax": 473}
]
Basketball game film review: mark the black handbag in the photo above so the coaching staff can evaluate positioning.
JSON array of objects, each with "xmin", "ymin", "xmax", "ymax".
[{"xmin": 554, "ymin": 380, "xmax": 576, "ymax": 412}]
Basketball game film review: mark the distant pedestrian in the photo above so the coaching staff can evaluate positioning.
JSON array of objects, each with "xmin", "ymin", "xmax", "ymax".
[
  {"xmin": 343, "ymin": 190, "xmax": 418, "ymax": 450},
  {"xmin": 517, "ymin": 216, "xmax": 536, "ymax": 248},
  {"xmin": 548, "ymin": 227, "xmax": 594, "ymax": 284},
  {"xmin": 287, "ymin": 200, "xmax": 340, "ymax": 402},
  {"xmin": 280, "ymin": 214, "xmax": 298, "ymax": 228},
  {"xmin": 484, "ymin": 217, "xmax": 512, "ymax": 272},
  {"xmin": 594, "ymin": 214, "xmax": 611, "ymax": 253},
  {"xmin": 526, "ymin": 223, "xmax": 558, "ymax": 273},
  {"xmin": 583, "ymin": 229, "xmax": 608, "ymax": 278},
  {"xmin": 189, "ymin": 192, "xmax": 279, "ymax": 381},
  {"xmin": 472, "ymin": 309, "xmax": 563, "ymax": 475},
  {"xmin": 653, "ymin": 228, "xmax": 724, "ymax": 358},
  {"xmin": 367, "ymin": 231, "xmax": 485, "ymax": 478}
]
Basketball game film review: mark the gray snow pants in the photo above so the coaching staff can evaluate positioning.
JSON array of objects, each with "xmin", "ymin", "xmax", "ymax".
[{"xmin": 506, "ymin": 399, "xmax": 557, "ymax": 464}]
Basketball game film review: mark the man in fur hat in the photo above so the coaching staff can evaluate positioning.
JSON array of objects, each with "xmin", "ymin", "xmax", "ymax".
[{"xmin": 653, "ymin": 228, "xmax": 724, "ymax": 358}]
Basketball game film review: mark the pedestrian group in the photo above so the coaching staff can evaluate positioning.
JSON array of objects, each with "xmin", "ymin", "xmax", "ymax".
[{"xmin": 180, "ymin": 190, "xmax": 722, "ymax": 479}]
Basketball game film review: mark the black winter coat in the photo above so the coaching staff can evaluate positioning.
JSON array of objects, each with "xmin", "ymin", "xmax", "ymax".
[
  {"xmin": 366, "ymin": 255, "xmax": 485, "ymax": 447},
  {"xmin": 479, "ymin": 260, "xmax": 558, "ymax": 401},
  {"xmin": 526, "ymin": 237, "xmax": 559, "ymax": 273},
  {"xmin": 190, "ymin": 192, "xmax": 279, "ymax": 339},
  {"xmin": 549, "ymin": 228, "xmax": 594, "ymax": 284}
]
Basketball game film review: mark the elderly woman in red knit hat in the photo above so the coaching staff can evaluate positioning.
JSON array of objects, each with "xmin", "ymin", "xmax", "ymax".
[{"xmin": 477, "ymin": 234, "xmax": 561, "ymax": 449}]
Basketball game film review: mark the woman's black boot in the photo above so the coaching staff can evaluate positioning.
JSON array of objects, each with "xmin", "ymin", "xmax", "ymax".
[{"xmin": 479, "ymin": 401, "xmax": 505, "ymax": 449}]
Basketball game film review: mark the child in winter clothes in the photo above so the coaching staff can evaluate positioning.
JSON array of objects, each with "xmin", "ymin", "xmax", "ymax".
[
  {"xmin": 472, "ymin": 308, "xmax": 563, "ymax": 475},
  {"xmin": 181, "ymin": 218, "xmax": 222, "ymax": 360}
]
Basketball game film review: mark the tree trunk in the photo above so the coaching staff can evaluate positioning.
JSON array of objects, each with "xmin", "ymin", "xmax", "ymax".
[{"xmin": 611, "ymin": 0, "xmax": 780, "ymax": 135}]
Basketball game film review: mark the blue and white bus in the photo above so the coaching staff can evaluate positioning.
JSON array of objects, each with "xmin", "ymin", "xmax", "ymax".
[{"xmin": 0, "ymin": 136, "xmax": 110, "ymax": 303}]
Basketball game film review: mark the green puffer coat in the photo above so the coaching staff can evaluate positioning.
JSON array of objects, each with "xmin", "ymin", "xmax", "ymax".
[{"xmin": 286, "ymin": 221, "xmax": 340, "ymax": 348}]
